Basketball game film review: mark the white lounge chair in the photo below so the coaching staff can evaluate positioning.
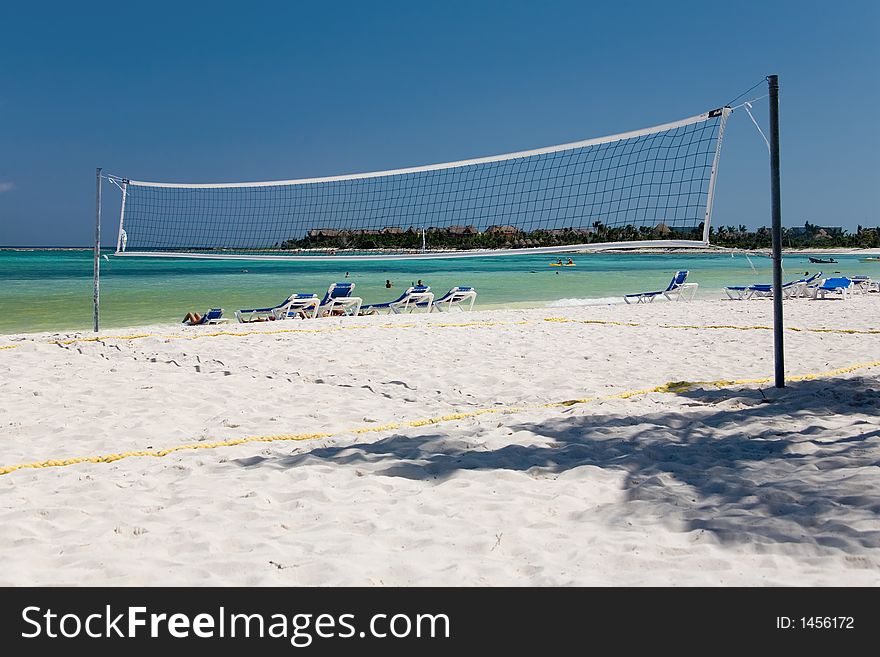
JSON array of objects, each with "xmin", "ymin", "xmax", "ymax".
[
  {"xmin": 724, "ymin": 285, "xmax": 752, "ymax": 300},
  {"xmin": 793, "ymin": 272, "xmax": 824, "ymax": 297},
  {"xmin": 236, "ymin": 294, "xmax": 319, "ymax": 322},
  {"xmin": 812, "ymin": 277, "xmax": 854, "ymax": 300},
  {"xmin": 725, "ymin": 272, "xmax": 822, "ymax": 301},
  {"xmin": 625, "ymin": 271, "xmax": 694, "ymax": 303},
  {"xmin": 429, "ymin": 286, "xmax": 477, "ymax": 312},
  {"xmin": 362, "ymin": 285, "xmax": 434, "ymax": 314},
  {"xmin": 851, "ymin": 276, "xmax": 876, "ymax": 294},
  {"xmin": 317, "ymin": 282, "xmax": 362, "ymax": 317},
  {"xmin": 746, "ymin": 280, "xmax": 803, "ymax": 300},
  {"xmin": 271, "ymin": 294, "xmax": 322, "ymax": 320}
]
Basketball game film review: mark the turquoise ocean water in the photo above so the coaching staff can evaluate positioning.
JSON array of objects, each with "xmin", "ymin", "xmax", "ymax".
[{"xmin": 1, "ymin": 249, "xmax": 878, "ymax": 335}]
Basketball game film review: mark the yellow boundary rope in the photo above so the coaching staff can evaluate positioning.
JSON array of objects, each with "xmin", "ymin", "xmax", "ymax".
[
  {"xmin": 542, "ymin": 317, "xmax": 880, "ymax": 335},
  {"xmin": 2, "ymin": 358, "xmax": 878, "ymax": 478},
  {"xmin": 1, "ymin": 316, "xmax": 876, "ymax": 353}
]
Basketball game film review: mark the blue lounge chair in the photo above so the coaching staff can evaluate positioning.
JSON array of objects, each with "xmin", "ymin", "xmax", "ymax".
[
  {"xmin": 624, "ymin": 271, "xmax": 692, "ymax": 304},
  {"xmin": 317, "ymin": 282, "xmax": 363, "ymax": 317},
  {"xmin": 850, "ymin": 275, "xmax": 877, "ymax": 294},
  {"xmin": 745, "ymin": 280, "xmax": 803, "ymax": 300},
  {"xmin": 362, "ymin": 285, "xmax": 434, "ymax": 314},
  {"xmin": 789, "ymin": 271, "xmax": 824, "ymax": 298},
  {"xmin": 758, "ymin": 271, "xmax": 823, "ymax": 299},
  {"xmin": 724, "ymin": 284, "xmax": 752, "ymax": 300},
  {"xmin": 726, "ymin": 272, "xmax": 822, "ymax": 300},
  {"xmin": 812, "ymin": 277, "xmax": 854, "ymax": 300},
  {"xmin": 271, "ymin": 294, "xmax": 323, "ymax": 319},
  {"xmin": 185, "ymin": 308, "xmax": 227, "ymax": 325},
  {"xmin": 429, "ymin": 286, "xmax": 477, "ymax": 312},
  {"xmin": 235, "ymin": 293, "xmax": 319, "ymax": 322}
]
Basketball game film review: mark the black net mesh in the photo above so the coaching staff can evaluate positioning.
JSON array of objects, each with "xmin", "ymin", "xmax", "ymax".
[{"xmin": 117, "ymin": 109, "xmax": 726, "ymax": 257}]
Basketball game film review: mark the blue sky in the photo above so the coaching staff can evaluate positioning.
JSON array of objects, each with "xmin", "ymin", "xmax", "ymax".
[{"xmin": 1, "ymin": 0, "xmax": 877, "ymax": 246}]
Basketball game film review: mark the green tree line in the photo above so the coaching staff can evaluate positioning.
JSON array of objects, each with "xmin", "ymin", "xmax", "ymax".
[{"xmin": 278, "ymin": 221, "xmax": 878, "ymax": 251}]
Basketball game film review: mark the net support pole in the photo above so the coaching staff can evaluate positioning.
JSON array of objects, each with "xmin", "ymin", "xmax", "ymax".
[
  {"xmin": 94, "ymin": 167, "xmax": 102, "ymax": 332},
  {"xmin": 768, "ymin": 75, "xmax": 784, "ymax": 388}
]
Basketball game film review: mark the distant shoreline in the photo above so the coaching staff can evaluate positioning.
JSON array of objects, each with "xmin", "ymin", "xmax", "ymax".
[
  {"xmin": 599, "ymin": 246, "xmax": 880, "ymax": 256},
  {"xmin": 3, "ymin": 246, "xmax": 880, "ymax": 256}
]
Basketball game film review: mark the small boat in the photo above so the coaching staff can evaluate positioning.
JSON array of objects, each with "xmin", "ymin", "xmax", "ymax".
[
  {"xmin": 861, "ymin": 257, "xmax": 880, "ymax": 262},
  {"xmin": 808, "ymin": 256, "xmax": 837, "ymax": 264},
  {"xmin": 549, "ymin": 262, "xmax": 576, "ymax": 267}
]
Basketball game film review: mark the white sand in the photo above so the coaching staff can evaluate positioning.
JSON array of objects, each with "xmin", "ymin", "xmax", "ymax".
[{"xmin": 1, "ymin": 297, "xmax": 879, "ymax": 586}]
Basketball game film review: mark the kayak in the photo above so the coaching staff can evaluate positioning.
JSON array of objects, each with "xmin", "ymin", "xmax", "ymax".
[{"xmin": 549, "ymin": 263, "xmax": 577, "ymax": 267}]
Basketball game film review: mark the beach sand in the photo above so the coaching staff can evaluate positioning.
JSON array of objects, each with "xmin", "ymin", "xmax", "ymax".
[{"xmin": 1, "ymin": 297, "xmax": 879, "ymax": 585}]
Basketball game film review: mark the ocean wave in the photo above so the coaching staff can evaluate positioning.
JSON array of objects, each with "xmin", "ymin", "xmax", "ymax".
[{"xmin": 546, "ymin": 296, "xmax": 626, "ymax": 307}]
